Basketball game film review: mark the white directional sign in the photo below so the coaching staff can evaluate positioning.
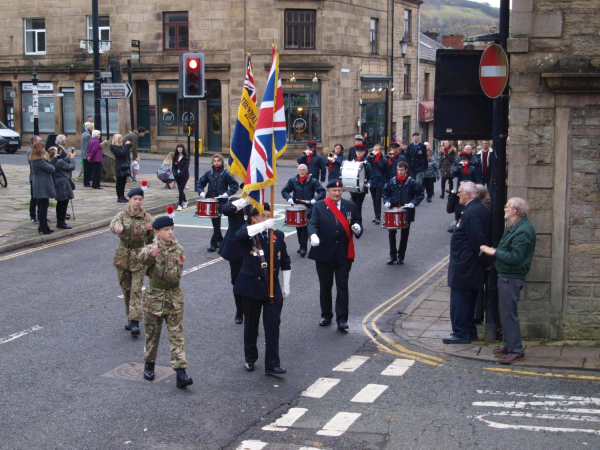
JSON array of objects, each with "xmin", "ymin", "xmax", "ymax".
[
  {"xmin": 101, "ymin": 83, "xmax": 132, "ymax": 99},
  {"xmin": 100, "ymin": 71, "xmax": 112, "ymax": 78},
  {"xmin": 37, "ymin": 93, "xmax": 65, "ymax": 98}
]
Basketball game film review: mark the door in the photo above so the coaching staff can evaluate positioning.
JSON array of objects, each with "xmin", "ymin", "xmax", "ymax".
[
  {"xmin": 4, "ymin": 104, "xmax": 14, "ymax": 129},
  {"xmin": 206, "ymin": 81, "xmax": 222, "ymax": 152},
  {"xmin": 137, "ymin": 82, "xmax": 151, "ymax": 149}
]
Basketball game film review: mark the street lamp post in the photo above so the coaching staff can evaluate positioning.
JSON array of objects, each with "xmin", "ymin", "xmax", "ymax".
[
  {"xmin": 92, "ymin": 0, "xmax": 102, "ymax": 132},
  {"xmin": 31, "ymin": 60, "xmax": 39, "ymax": 136}
]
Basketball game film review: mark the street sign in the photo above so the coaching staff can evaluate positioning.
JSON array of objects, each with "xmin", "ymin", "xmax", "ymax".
[
  {"xmin": 101, "ymin": 83, "xmax": 132, "ymax": 99},
  {"xmin": 479, "ymin": 44, "xmax": 509, "ymax": 99},
  {"xmin": 37, "ymin": 93, "xmax": 64, "ymax": 98},
  {"xmin": 100, "ymin": 71, "xmax": 112, "ymax": 78}
]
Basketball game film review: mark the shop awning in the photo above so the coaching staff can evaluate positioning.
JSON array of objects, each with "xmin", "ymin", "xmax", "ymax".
[{"xmin": 419, "ymin": 101, "xmax": 434, "ymax": 122}]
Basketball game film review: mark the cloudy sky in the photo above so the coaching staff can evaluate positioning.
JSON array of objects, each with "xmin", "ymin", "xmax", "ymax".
[{"xmin": 466, "ymin": 0, "xmax": 510, "ymax": 8}]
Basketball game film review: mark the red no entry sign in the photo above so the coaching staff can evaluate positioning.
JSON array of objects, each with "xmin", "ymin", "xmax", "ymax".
[{"xmin": 479, "ymin": 44, "xmax": 509, "ymax": 99}]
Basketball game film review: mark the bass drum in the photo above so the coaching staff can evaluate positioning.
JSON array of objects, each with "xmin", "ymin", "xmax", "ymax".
[{"xmin": 340, "ymin": 161, "xmax": 365, "ymax": 193}]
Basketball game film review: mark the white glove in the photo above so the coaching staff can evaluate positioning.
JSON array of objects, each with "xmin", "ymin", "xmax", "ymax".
[
  {"xmin": 263, "ymin": 218, "xmax": 277, "ymax": 230},
  {"xmin": 199, "ymin": 192, "xmax": 206, "ymax": 199},
  {"xmin": 222, "ymin": 193, "xmax": 229, "ymax": 199},
  {"xmin": 232, "ymin": 198, "xmax": 248, "ymax": 210},
  {"xmin": 310, "ymin": 234, "xmax": 320, "ymax": 247},
  {"xmin": 365, "ymin": 182, "xmax": 371, "ymax": 189},
  {"xmin": 351, "ymin": 223, "xmax": 362, "ymax": 236},
  {"xmin": 246, "ymin": 219, "xmax": 276, "ymax": 237},
  {"xmin": 403, "ymin": 203, "xmax": 415, "ymax": 209},
  {"xmin": 311, "ymin": 199, "xmax": 316, "ymax": 204},
  {"xmin": 384, "ymin": 202, "xmax": 391, "ymax": 208},
  {"xmin": 282, "ymin": 270, "xmax": 291, "ymax": 299},
  {"xmin": 287, "ymin": 198, "xmax": 294, "ymax": 205}
]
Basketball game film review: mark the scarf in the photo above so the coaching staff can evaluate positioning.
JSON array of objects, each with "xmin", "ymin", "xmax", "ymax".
[
  {"xmin": 298, "ymin": 174, "xmax": 308, "ymax": 183},
  {"xmin": 307, "ymin": 151, "xmax": 313, "ymax": 164},
  {"xmin": 397, "ymin": 174, "xmax": 408, "ymax": 184},
  {"xmin": 374, "ymin": 152, "xmax": 382, "ymax": 163},
  {"xmin": 444, "ymin": 147, "xmax": 449, "ymax": 156},
  {"xmin": 482, "ymin": 151, "xmax": 489, "ymax": 179},
  {"xmin": 213, "ymin": 165, "xmax": 221, "ymax": 172},
  {"xmin": 388, "ymin": 155, "xmax": 396, "ymax": 166},
  {"xmin": 356, "ymin": 157, "xmax": 364, "ymax": 162}
]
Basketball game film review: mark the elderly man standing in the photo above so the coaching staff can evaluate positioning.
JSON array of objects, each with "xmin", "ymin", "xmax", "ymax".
[
  {"xmin": 443, "ymin": 181, "xmax": 491, "ymax": 344},
  {"xmin": 480, "ymin": 198, "xmax": 536, "ymax": 364},
  {"xmin": 81, "ymin": 122, "xmax": 93, "ymax": 187}
]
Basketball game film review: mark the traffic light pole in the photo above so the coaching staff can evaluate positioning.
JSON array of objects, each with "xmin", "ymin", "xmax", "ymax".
[
  {"xmin": 92, "ymin": 0, "xmax": 102, "ymax": 132},
  {"xmin": 31, "ymin": 61, "xmax": 39, "ymax": 136},
  {"xmin": 194, "ymin": 99, "xmax": 200, "ymax": 188},
  {"xmin": 127, "ymin": 59, "xmax": 134, "ymax": 131}
]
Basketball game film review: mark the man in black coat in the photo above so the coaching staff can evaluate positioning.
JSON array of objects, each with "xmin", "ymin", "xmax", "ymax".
[
  {"xmin": 234, "ymin": 203, "xmax": 291, "ymax": 375},
  {"xmin": 382, "ymin": 161, "xmax": 425, "ymax": 265},
  {"xmin": 405, "ymin": 132, "xmax": 428, "ymax": 187},
  {"xmin": 349, "ymin": 144, "xmax": 371, "ymax": 225},
  {"xmin": 281, "ymin": 164, "xmax": 326, "ymax": 257},
  {"xmin": 308, "ymin": 179, "xmax": 363, "ymax": 331},
  {"xmin": 367, "ymin": 144, "xmax": 387, "ymax": 224},
  {"xmin": 296, "ymin": 141, "xmax": 326, "ymax": 183},
  {"xmin": 444, "ymin": 181, "xmax": 491, "ymax": 344},
  {"xmin": 197, "ymin": 154, "xmax": 240, "ymax": 252},
  {"xmin": 219, "ymin": 192, "xmax": 253, "ymax": 324},
  {"xmin": 347, "ymin": 134, "xmax": 366, "ymax": 162}
]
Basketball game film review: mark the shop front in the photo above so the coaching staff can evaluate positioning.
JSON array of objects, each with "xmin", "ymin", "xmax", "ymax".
[
  {"xmin": 282, "ymin": 79, "xmax": 321, "ymax": 145},
  {"xmin": 360, "ymin": 77, "xmax": 391, "ymax": 150}
]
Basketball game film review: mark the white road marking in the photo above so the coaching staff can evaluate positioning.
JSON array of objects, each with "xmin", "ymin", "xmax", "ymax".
[
  {"xmin": 333, "ymin": 355, "xmax": 369, "ymax": 372},
  {"xmin": 0, "ymin": 325, "xmax": 43, "ymax": 345},
  {"xmin": 301, "ymin": 378, "xmax": 340, "ymax": 398},
  {"xmin": 473, "ymin": 401, "xmax": 600, "ymax": 414},
  {"xmin": 476, "ymin": 390, "xmax": 600, "ymax": 404},
  {"xmin": 262, "ymin": 407, "xmax": 308, "ymax": 432},
  {"xmin": 235, "ymin": 440, "xmax": 268, "ymax": 450},
  {"xmin": 475, "ymin": 413, "xmax": 600, "ymax": 435},
  {"xmin": 381, "ymin": 358, "xmax": 414, "ymax": 376},
  {"xmin": 482, "ymin": 411, "xmax": 600, "ymax": 422},
  {"xmin": 316, "ymin": 412, "xmax": 361, "ymax": 437},
  {"xmin": 351, "ymin": 384, "xmax": 389, "ymax": 403}
]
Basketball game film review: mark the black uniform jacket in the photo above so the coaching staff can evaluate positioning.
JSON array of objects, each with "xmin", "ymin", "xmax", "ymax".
[
  {"xmin": 296, "ymin": 153, "xmax": 327, "ymax": 182},
  {"xmin": 218, "ymin": 200, "xmax": 253, "ymax": 263},
  {"xmin": 448, "ymin": 198, "xmax": 491, "ymax": 291},
  {"xmin": 405, "ymin": 142, "xmax": 427, "ymax": 174},
  {"xmin": 196, "ymin": 167, "xmax": 239, "ymax": 198},
  {"xmin": 281, "ymin": 174, "xmax": 325, "ymax": 208},
  {"xmin": 234, "ymin": 227, "xmax": 291, "ymax": 303},
  {"xmin": 367, "ymin": 154, "xmax": 387, "ymax": 189},
  {"xmin": 327, "ymin": 153, "xmax": 347, "ymax": 181},
  {"xmin": 307, "ymin": 198, "xmax": 363, "ymax": 263},
  {"xmin": 452, "ymin": 158, "xmax": 481, "ymax": 185},
  {"xmin": 384, "ymin": 154, "xmax": 407, "ymax": 181},
  {"xmin": 382, "ymin": 176, "xmax": 425, "ymax": 224}
]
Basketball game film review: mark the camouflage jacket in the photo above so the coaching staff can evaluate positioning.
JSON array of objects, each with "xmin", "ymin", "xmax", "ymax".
[
  {"xmin": 138, "ymin": 237, "xmax": 185, "ymax": 285},
  {"xmin": 110, "ymin": 206, "xmax": 154, "ymax": 272}
]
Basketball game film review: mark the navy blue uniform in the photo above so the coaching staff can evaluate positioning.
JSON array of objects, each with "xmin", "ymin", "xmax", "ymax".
[
  {"xmin": 234, "ymin": 226, "xmax": 291, "ymax": 370},
  {"xmin": 452, "ymin": 156, "xmax": 480, "ymax": 185},
  {"xmin": 327, "ymin": 153, "xmax": 347, "ymax": 182},
  {"xmin": 367, "ymin": 154, "xmax": 387, "ymax": 222},
  {"xmin": 384, "ymin": 154, "xmax": 406, "ymax": 181},
  {"xmin": 405, "ymin": 142, "xmax": 427, "ymax": 177},
  {"xmin": 349, "ymin": 159, "xmax": 371, "ymax": 225},
  {"xmin": 297, "ymin": 152, "xmax": 327, "ymax": 182}
]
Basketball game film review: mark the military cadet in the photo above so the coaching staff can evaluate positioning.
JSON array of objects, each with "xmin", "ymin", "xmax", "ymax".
[
  {"xmin": 349, "ymin": 144, "xmax": 371, "ymax": 225},
  {"xmin": 453, "ymin": 145, "xmax": 481, "ymax": 185},
  {"xmin": 109, "ymin": 187, "xmax": 154, "ymax": 336},
  {"xmin": 384, "ymin": 142, "xmax": 406, "ymax": 181},
  {"xmin": 138, "ymin": 215, "xmax": 193, "ymax": 389},
  {"xmin": 219, "ymin": 189, "xmax": 253, "ymax": 324},
  {"xmin": 367, "ymin": 144, "xmax": 387, "ymax": 225},
  {"xmin": 327, "ymin": 143, "xmax": 347, "ymax": 182},
  {"xmin": 308, "ymin": 179, "xmax": 362, "ymax": 331},
  {"xmin": 281, "ymin": 164, "xmax": 326, "ymax": 257},
  {"xmin": 383, "ymin": 161, "xmax": 425, "ymax": 265},
  {"xmin": 234, "ymin": 203, "xmax": 291, "ymax": 375},
  {"xmin": 405, "ymin": 132, "xmax": 428, "ymax": 187},
  {"xmin": 197, "ymin": 153, "xmax": 240, "ymax": 252},
  {"xmin": 296, "ymin": 141, "xmax": 326, "ymax": 183},
  {"xmin": 347, "ymin": 134, "xmax": 366, "ymax": 162}
]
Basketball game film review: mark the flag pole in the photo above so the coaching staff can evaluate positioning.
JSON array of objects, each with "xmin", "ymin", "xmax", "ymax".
[{"xmin": 269, "ymin": 184, "xmax": 275, "ymax": 303}]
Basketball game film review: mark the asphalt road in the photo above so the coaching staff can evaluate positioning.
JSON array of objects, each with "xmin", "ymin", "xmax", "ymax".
[{"xmin": 1, "ymin": 172, "xmax": 600, "ymax": 449}]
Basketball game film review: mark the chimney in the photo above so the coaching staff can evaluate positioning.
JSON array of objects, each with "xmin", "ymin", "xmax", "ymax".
[
  {"xmin": 442, "ymin": 34, "xmax": 465, "ymax": 50},
  {"xmin": 423, "ymin": 31, "xmax": 439, "ymax": 42}
]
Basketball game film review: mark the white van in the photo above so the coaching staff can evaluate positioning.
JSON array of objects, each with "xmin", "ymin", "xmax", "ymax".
[{"xmin": 0, "ymin": 121, "xmax": 21, "ymax": 153}]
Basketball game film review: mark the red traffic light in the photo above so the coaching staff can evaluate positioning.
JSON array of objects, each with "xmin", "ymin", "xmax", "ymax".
[{"xmin": 188, "ymin": 59, "xmax": 199, "ymax": 70}]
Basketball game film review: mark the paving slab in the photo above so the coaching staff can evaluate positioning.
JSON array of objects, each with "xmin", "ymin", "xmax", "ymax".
[{"xmin": 559, "ymin": 346, "xmax": 600, "ymax": 358}]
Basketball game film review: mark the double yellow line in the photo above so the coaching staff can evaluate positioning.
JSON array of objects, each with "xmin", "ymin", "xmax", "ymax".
[{"xmin": 362, "ymin": 255, "xmax": 449, "ymax": 366}]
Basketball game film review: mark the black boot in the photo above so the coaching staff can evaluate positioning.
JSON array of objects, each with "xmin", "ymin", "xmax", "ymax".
[
  {"xmin": 56, "ymin": 222, "xmax": 72, "ymax": 229},
  {"xmin": 235, "ymin": 311, "xmax": 243, "ymax": 324},
  {"xmin": 125, "ymin": 320, "xmax": 133, "ymax": 331},
  {"xmin": 143, "ymin": 362, "xmax": 155, "ymax": 381},
  {"xmin": 176, "ymin": 368, "xmax": 193, "ymax": 388},
  {"xmin": 130, "ymin": 320, "xmax": 140, "ymax": 336}
]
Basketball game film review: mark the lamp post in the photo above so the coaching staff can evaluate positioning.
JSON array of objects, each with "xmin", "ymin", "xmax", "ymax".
[
  {"xmin": 92, "ymin": 0, "xmax": 102, "ymax": 131},
  {"xmin": 31, "ymin": 60, "xmax": 39, "ymax": 136}
]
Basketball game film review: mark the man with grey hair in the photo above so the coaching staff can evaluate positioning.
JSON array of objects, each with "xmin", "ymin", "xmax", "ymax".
[
  {"xmin": 81, "ymin": 122, "xmax": 93, "ymax": 187},
  {"xmin": 480, "ymin": 197, "xmax": 536, "ymax": 364},
  {"xmin": 444, "ymin": 181, "xmax": 491, "ymax": 344}
]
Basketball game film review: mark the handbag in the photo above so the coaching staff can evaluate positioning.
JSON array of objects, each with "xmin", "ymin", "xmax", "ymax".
[{"xmin": 119, "ymin": 162, "xmax": 131, "ymax": 176}]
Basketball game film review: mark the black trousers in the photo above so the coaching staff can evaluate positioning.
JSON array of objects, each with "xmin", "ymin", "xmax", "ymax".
[
  {"xmin": 37, "ymin": 198, "xmax": 50, "ymax": 230},
  {"xmin": 350, "ymin": 192, "xmax": 366, "ymax": 224},
  {"xmin": 83, "ymin": 159, "xmax": 92, "ymax": 186},
  {"xmin": 116, "ymin": 176, "xmax": 127, "ymax": 199},
  {"xmin": 423, "ymin": 177, "xmax": 436, "ymax": 199},
  {"xmin": 316, "ymin": 259, "xmax": 352, "ymax": 323},
  {"xmin": 242, "ymin": 296, "xmax": 282, "ymax": 369},
  {"xmin": 210, "ymin": 217, "xmax": 223, "ymax": 246},
  {"xmin": 440, "ymin": 177, "xmax": 453, "ymax": 195},
  {"xmin": 388, "ymin": 223, "xmax": 411, "ymax": 260},
  {"xmin": 296, "ymin": 226, "xmax": 308, "ymax": 251},
  {"xmin": 229, "ymin": 259, "xmax": 243, "ymax": 314},
  {"xmin": 369, "ymin": 187, "xmax": 382, "ymax": 220},
  {"xmin": 29, "ymin": 181, "xmax": 38, "ymax": 220},
  {"xmin": 56, "ymin": 200, "xmax": 69, "ymax": 224},
  {"xmin": 91, "ymin": 162, "xmax": 102, "ymax": 189},
  {"xmin": 450, "ymin": 289, "xmax": 479, "ymax": 340},
  {"xmin": 177, "ymin": 175, "xmax": 188, "ymax": 206}
]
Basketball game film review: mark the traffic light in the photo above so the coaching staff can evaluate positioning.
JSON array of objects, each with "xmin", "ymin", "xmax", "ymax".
[{"xmin": 179, "ymin": 53, "xmax": 205, "ymax": 98}]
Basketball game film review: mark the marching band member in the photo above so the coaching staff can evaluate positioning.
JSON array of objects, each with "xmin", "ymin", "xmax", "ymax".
[
  {"xmin": 367, "ymin": 144, "xmax": 387, "ymax": 225},
  {"xmin": 385, "ymin": 142, "xmax": 406, "ymax": 181},
  {"xmin": 308, "ymin": 179, "xmax": 362, "ymax": 331},
  {"xmin": 296, "ymin": 141, "xmax": 326, "ymax": 183},
  {"xmin": 382, "ymin": 161, "xmax": 424, "ymax": 265},
  {"xmin": 281, "ymin": 164, "xmax": 325, "ymax": 257},
  {"xmin": 196, "ymin": 154, "xmax": 239, "ymax": 252},
  {"xmin": 349, "ymin": 144, "xmax": 371, "ymax": 225},
  {"xmin": 234, "ymin": 203, "xmax": 291, "ymax": 375},
  {"xmin": 327, "ymin": 143, "xmax": 347, "ymax": 182},
  {"xmin": 348, "ymin": 134, "xmax": 366, "ymax": 161}
]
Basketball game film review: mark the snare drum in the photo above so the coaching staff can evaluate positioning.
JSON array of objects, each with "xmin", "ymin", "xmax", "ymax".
[
  {"xmin": 285, "ymin": 205, "xmax": 308, "ymax": 227},
  {"xmin": 383, "ymin": 208, "xmax": 408, "ymax": 229},
  {"xmin": 340, "ymin": 161, "xmax": 365, "ymax": 193},
  {"xmin": 195, "ymin": 198, "xmax": 220, "ymax": 218}
]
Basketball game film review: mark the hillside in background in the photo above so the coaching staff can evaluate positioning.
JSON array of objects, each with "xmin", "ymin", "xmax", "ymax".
[{"xmin": 421, "ymin": 0, "xmax": 499, "ymax": 41}]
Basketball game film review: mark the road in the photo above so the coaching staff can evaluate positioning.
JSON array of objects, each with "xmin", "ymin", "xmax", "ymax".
[{"xmin": 1, "ymin": 172, "xmax": 600, "ymax": 449}]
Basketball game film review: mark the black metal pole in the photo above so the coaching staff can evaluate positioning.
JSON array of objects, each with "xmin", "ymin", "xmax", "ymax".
[
  {"xmin": 105, "ymin": 98, "xmax": 110, "ymax": 137},
  {"xmin": 32, "ymin": 63, "xmax": 39, "ymax": 136},
  {"xmin": 194, "ymin": 99, "xmax": 200, "ymax": 187},
  {"xmin": 187, "ymin": 98, "xmax": 191, "ymax": 159},
  {"xmin": 92, "ymin": 0, "xmax": 102, "ymax": 131},
  {"xmin": 127, "ymin": 59, "xmax": 134, "ymax": 131}
]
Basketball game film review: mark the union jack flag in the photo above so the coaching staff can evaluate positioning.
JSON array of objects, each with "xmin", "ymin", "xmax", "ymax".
[{"xmin": 242, "ymin": 45, "xmax": 288, "ymax": 212}]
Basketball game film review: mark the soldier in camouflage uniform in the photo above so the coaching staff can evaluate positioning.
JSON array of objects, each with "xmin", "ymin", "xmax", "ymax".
[
  {"xmin": 138, "ymin": 215, "xmax": 193, "ymax": 389},
  {"xmin": 110, "ymin": 187, "xmax": 154, "ymax": 336}
]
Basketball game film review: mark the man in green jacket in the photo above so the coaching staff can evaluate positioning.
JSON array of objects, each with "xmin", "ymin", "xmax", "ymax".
[{"xmin": 480, "ymin": 197, "xmax": 536, "ymax": 364}]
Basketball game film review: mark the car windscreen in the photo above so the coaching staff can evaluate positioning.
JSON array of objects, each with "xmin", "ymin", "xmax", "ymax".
[{"xmin": 0, "ymin": 122, "xmax": 7, "ymax": 129}]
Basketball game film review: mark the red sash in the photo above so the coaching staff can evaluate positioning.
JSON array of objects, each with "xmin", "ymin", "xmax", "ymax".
[{"xmin": 324, "ymin": 197, "xmax": 355, "ymax": 259}]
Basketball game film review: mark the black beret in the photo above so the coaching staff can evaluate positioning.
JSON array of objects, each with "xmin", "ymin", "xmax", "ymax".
[
  {"xmin": 390, "ymin": 142, "xmax": 400, "ymax": 148},
  {"xmin": 250, "ymin": 202, "xmax": 271, "ymax": 217},
  {"xmin": 354, "ymin": 144, "xmax": 367, "ymax": 150},
  {"xmin": 412, "ymin": 132, "xmax": 420, "ymax": 136},
  {"xmin": 326, "ymin": 179, "xmax": 343, "ymax": 189},
  {"xmin": 306, "ymin": 141, "xmax": 317, "ymax": 147},
  {"xmin": 152, "ymin": 216, "xmax": 174, "ymax": 229},
  {"xmin": 127, "ymin": 187, "xmax": 144, "ymax": 198}
]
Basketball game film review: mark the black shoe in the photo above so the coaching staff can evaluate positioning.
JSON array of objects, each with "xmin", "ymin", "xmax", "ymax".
[
  {"xmin": 265, "ymin": 367, "xmax": 286, "ymax": 375},
  {"xmin": 319, "ymin": 318, "xmax": 332, "ymax": 327},
  {"xmin": 442, "ymin": 335, "xmax": 471, "ymax": 344},
  {"xmin": 244, "ymin": 363, "xmax": 255, "ymax": 372},
  {"xmin": 93, "ymin": 187, "xmax": 103, "ymax": 190},
  {"xmin": 397, "ymin": 258, "xmax": 404, "ymax": 265},
  {"xmin": 426, "ymin": 197, "xmax": 432, "ymax": 203},
  {"xmin": 216, "ymin": 241, "xmax": 222, "ymax": 248},
  {"xmin": 387, "ymin": 258, "xmax": 397, "ymax": 265},
  {"xmin": 337, "ymin": 322, "xmax": 349, "ymax": 331},
  {"xmin": 299, "ymin": 249, "xmax": 307, "ymax": 257},
  {"xmin": 56, "ymin": 223, "xmax": 72, "ymax": 230},
  {"xmin": 207, "ymin": 245, "xmax": 217, "ymax": 252},
  {"xmin": 125, "ymin": 320, "xmax": 133, "ymax": 331},
  {"xmin": 440, "ymin": 194, "xmax": 445, "ymax": 199},
  {"xmin": 372, "ymin": 219, "xmax": 377, "ymax": 223},
  {"xmin": 143, "ymin": 362, "xmax": 155, "ymax": 381},
  {"xmin": 118, "ymin": 198, "xmax": 128, "ymax": 203},
  {"xmin": 297, "ymin": 248, "xmax": 301, "ymax": 254},
  {"xmin": 235, "ymin": 311, "xmax": 243, "ymax": 324},
  {"xmin": 176, "ymin": 368, "xmax": 193, "ymax": 388},
  {"xmin": 375, "ymin": 219, "xmax": 381, "ymax": 225},
  {"xmin": 38, "ymin": 227, "xmax": 54, "ymax": 235},
  {"xmin": 30, "ymin": 218, "xmax": 38, "ymax": 223},
  {"xmin": 130, "ymin": 320, "xmax": 140, "ymax": 336},
  {"xmin": 84, "ymin": 184, "xmax": 91, "ymax": 188}
]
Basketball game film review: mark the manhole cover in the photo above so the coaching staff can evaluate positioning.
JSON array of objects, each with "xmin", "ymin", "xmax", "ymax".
[{"xmin": 100, "ymin": 362, "xmax": 172, "ymax": 382}]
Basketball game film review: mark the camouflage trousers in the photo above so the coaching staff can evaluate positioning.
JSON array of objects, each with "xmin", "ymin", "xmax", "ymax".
[
  {"xmin": 143, "ymin": 285, "xmax": 187, "ymax": 370},
  {"xmin": 117, "ymin": 269, "xmax": 144, "ymax": 322}
]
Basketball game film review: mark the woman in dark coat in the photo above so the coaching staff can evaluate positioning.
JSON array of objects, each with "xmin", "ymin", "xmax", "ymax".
[
  {"xmin": 110, "ymin": 134, "xmax": 132, "ymax": 203},
  {"xmin": 173, "ymin": 143, "xmax": 190, "ymax": 210},
  {"xmin": 51, "ymin": 144, "xmax": 76, "ymax": 229},
  {"xmin": 29, "ymin": 141, "xmax": 56, "ymax": 234}
]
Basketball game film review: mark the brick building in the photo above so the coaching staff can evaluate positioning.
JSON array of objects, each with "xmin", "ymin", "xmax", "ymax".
[{"xmin": 0, "ymin": 0, "xmax": 439, "ymax": 156}]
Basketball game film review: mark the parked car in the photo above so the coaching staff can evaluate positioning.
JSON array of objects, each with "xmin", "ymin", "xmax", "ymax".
[{"xmin": 0, "ymin": 121, "xmax": 21, "ymax": 154}]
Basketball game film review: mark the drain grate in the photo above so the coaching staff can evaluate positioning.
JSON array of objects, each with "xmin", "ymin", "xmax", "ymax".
[{"xmin": 100, "ymin": 362, "xmax": 172, "ymax": 382}]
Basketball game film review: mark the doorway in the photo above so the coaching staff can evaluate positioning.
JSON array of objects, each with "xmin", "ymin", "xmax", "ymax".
[
  {"xmin": 206, "ymin": 81, "xmax": 222, "ymax": 152},
  {"xmin": 136, "ymin": 81, "xmax": 151, "ymax": 149}
]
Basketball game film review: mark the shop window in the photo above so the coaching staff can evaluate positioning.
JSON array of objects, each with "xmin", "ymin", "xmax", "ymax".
[
  {"xmin": 21, "ymin": 83, "xmax": 55, "ymax": 133},
  {"xmin": 24, "ymin": 18, "xmax": 46, "ymax": 55},
  {"xmin": 163, "ymin": 12, "xmax": 189, "ymax": 50},
  {"xmin": 86, "ymin": 16, "xmax": 110, "ymax": 53},
  {"xmin": 83, "ymin": 83, "xmax": 118, "ymax": 135},
  {"xmin": 285, "ymin": 10, "xmax": 315, "ymax": 50},
  {"xmin": 283, "ymin": 80, "xmax": 321, "ymax": 143},
  {"xmin": 62, "ymin": 88, "xmax": 76, "ymax": 134},
  {"xmin": 157, "ymin": 81, "xmax": 193, "ymax": 136}
]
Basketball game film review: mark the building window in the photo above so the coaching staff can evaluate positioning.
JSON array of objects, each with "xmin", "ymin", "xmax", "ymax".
[
  {"xmin": 404, "ymin": 10, "xmax": 411, "ymax": 42},
  {"xmin": 424, "ymin": 73, "xmax": 430, "ymax": 100},
  {"xmin": 370, "ymin": 18, "xmax": 378, "ymax": 54},
  {"xmin": 157, "ymin": 81, "xmax": 193, "ymax": 136},
  {"xmin": 163, "ymin": 12, "xmax": 189, "ymax": 50},
  {"xmin": 86, "ymin": 16, "xmax": 110, "ymax": 53},
  {"xmin": 61, "ymin": 88, "xmax": 76, "ymax": 134},
  {"xmin": 403, "ymin": 64, "xmax": 411, "ymax": 95},
  {"xmin": 284, "ymin": 10, "xmax": 316, "ymax": 50},
  {"xmin": 21, "ymin": 82, "xmax": 55, "ymax": 133},
  {"xmin": 24, "ymin": 18, "xmax": 46, "ymax": 55},
  {"xmin": 283, "ymin": 80, "xmax": 321, "ymax": 143},
  {"xmin": 402, "ymin": 116, "xmax": 411, "ymax": 142},
  {"xmin": 83, "ymin": 83, "xmax": 118, "ymax": 135}
]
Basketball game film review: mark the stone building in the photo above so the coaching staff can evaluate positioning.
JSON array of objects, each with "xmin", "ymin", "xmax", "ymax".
[
  {"xmin": 509, "ymin": 0, "xmax": 600, "ymax": 339},
  {"xmin": 0, "ymin": 0, "xmax": 438, "ymax": 156}
]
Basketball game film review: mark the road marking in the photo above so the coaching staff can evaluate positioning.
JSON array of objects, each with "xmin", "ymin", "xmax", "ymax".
[
  {"xmin": 316, "ymin": 412, "xmax": 361, "ymax": 437},
  {"xmin": 351, "ymin": 384, "xmax": 389, "ymax": 403},
  {"xmin": 473, "ymin": 401, "xmax": 600, "ymax": 414},
  {"xmin": 475, "ymin": 413, "xmax": 600, "ymax": 435},
  {"xmin": 262, "ymin": 407, "xmax": 308, "ymax": 431},
  {"xmin": 485, "ymin": 367, "xmax": 600, "ymax": 382},
  {"xmin": 333, "ymin": 355, "xmax": 369, "ymax": 372},
  {"xmin": 476, "ymin": 390, "xmax": 600, "ymax": 403},
  {"xmin": 0, "ymin": 325, "xmax": 43, "ymax": 345},
  {"xmin": 381, "ymin": 358, "xmax": 415, "ymax": 376},
  {"xmin": 301, "ymin": 378, "xmax": 340, "ymax": 398},
  {"xmin": 235, "ymin": 440, "xmax": 268, "ymax": 450},
  {"xmin": 481, "ymin": 411, "xmax": 600, "ymax": 422}
]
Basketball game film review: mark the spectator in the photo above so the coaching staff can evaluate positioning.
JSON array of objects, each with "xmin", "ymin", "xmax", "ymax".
[
  {"xmin": 51, "ymin": 140, "xmax": 76, "ymax": 230},
  {"xmin": 391, "ymin": 131, "xmax": 398, "ymax": 143},
  {"xmin": 81, "ymin": 122, "xmax": 93, "ymax": 187},
  {"xmin": 110, "ymin": 134, "xmax": 131, "ymax": 203},
  {"xmin": 81, "ymin": 115, "xmax": 93, "ymax": 133},
  {"xmin": 27, "ymin": 135, "xmax": 42, "ymax": 223},
  {"xmin": 123, "ymin": 127, "xmax": 146, "ymax": 163},
  {"xmin": 423, "ymin": 150, "xmax": 440, "ymax": 202},
  {"xmin": 439, "ymin": 140, "xmax": 456, "ymax": 199},
  {"xmin": 87, "ymin": 130, "xmax": 103, "ymax": 190},
  {"xmin": 29, "ymin": 142, "xmax": 56, "ymax": 234},
  {"xmin": 173, "ymin": 143, "xmax": 190, "ymax": 210},
  {"xmin": 160, "ymin": 152, "xmax": 176, "ymax": 189}
]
